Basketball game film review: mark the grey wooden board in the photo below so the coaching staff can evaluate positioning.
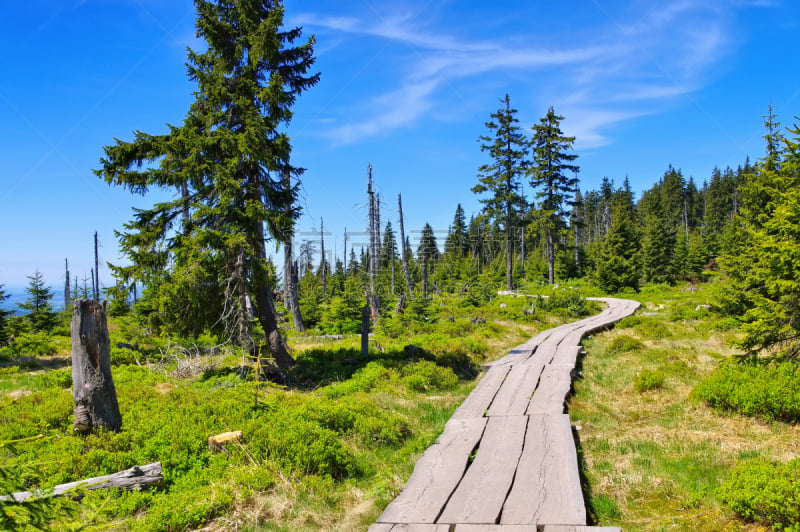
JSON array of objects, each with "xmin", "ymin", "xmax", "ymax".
[
  {"xmin": 550, "ymin": 345, "xmax": 582, "ymax": 367},
  {"xmin": 486, "ymin": 356, "xmax": 547, "ymax": 417},
  {"xmin": 451, "ymin": 365, "xmax": 512, "ymax": 420},
  {"xmin": 378, "ymin": 417, "xmax": 488, "ymax": 524},
  {"xmin": 527, "ymin": 364, "xmax": 574, "ymax": 415},
  {"xmin": 438, "ymin": 416, "xmax": 528, "ymax": 523},
  {"xmin": 501, "ymin": 414, "xmax": 585, "ymax": 525},
  {"xmin": 453, "ymin": 525, "xmax": 539, "ymax": 531},
  {"xmin": 542, "ymin": 527, "xmax": 621, "ymax": 532},
  {"xmin": 369, "ymin": 525, "xmax": 451, "ymax": 532}
]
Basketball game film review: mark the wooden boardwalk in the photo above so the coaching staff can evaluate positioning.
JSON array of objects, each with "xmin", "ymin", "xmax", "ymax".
[{"xmin": 371, "ymin": 297, "xmax": 640, "ymax": 532}]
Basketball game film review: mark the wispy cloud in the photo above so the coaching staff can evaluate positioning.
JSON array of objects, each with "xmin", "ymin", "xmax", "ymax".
[{"xmin": 294, "ymin": 0, "xmax": 771, "ymax": 147}]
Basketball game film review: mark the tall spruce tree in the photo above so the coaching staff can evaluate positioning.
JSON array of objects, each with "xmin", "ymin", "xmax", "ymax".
[
  {"xmin": 417, "ymin": 223, "xmax": 438, "ymax": 298},
  {"xmin": 95, "ymin": 0, "xmax": 318, "ymax": 369},
  {"xmin": 0, "ymin": 284, "xmax": 11, "ymax": 345},
  {"xmin": 529, "ymin": 107, "xmax": 579, "ymax": 284},
  {"xmin": 473, "ymin": 94, "xmax": 529, "ymax": 290},
  {"xmin": 718, "ymin": 111, "xmax": 800, "ymax": 357},
  {"xmin": 18, "ymin": 270, "xmax": 58, "ymax": 332},
  {"xmin": 594, "ymin": 187, "xmax": 639, "ymax": 293},
  {"xmin": 444, "ymin": 204, "xmax": 469, "ymax": 257}
]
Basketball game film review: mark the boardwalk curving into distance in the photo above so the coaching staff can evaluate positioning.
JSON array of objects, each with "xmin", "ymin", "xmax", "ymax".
[{"xmin": 371, "ymin": 297, "xmax": 640, "ymax": 532}]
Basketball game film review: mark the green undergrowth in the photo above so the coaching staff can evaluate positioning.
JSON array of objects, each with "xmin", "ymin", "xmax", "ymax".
[
  {"xmin": 0, "ymin": 291, "xmax": 581, "ymax": 531},
  {"xmin": 571, "ymin": 280, "xmax": 800, "ymax": 531},
  {"xmin": 693, "ymin": 360, "xmax": 800, "ymax": 423}
]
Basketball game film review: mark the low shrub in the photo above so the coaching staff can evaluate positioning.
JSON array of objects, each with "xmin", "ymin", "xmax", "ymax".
[
  {"xmin": 718, "ymin": 457, "xmax": 800, "ymax": 529},
  {"xmin": 40, "ymin": 368, "xmax": 72, "ymax": 389},
  {"xmin": 693, "ymin": 361, "xmax": 800, "ymax": 422},
  {"xmin": 633, "ymin": 319, "xmax": 672, "ymax": 339},
  {"xmin": 617, "ymin": 315, "xmax": 643, "ymax": 328},
  {"xmin": 400, "ymin": 360, "xmax": 459, "ymax": 392},
  {"xmin": 3, "ymin": 332, "xmax": 59, "ymax": 357},
  {"xmin": 608, "ymin": 335, "xmax": 644, "ymax": 354},
  {"xmin": 633, "ymin": 369, "xmax": 665, "ymax": 392}
]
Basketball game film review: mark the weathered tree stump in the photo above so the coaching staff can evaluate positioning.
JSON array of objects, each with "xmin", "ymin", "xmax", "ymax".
[{"xmin": 71, "ymin": 299, "xmax": 122, "ymax": 434}]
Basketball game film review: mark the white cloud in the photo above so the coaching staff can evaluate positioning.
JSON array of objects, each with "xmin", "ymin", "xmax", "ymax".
[{"xmin": 297, "ymin": 0, "xmax": 771, "ymax": 147}]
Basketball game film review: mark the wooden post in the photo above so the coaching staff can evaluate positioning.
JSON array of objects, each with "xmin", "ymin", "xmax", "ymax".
[
  {"xmin": 71, "ymin": 299, "xmax": 122, "ymax": 434},
  {"xmin": 360, "ymin": 305, "xmax": 370, "ymax": 358}
]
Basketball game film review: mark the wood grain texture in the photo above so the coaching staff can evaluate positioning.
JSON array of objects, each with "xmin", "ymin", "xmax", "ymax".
[
  {"xmin": 377, "ymin": 417, "xmax": 487, "ymax": 524},
  {"xmin": 501, "ymin": 414, "xmax": 585, "ymax": 525},
  {"xmin": 526, "ymin": 365, "xmax": 574, "ymax": 415},
  {"xmin": 451, "ymin": 365, "xmax": 511, "ymax": 420},
  {"xmin": 438, "ymin": 416, "xmax": 528, "ymax": 524}
]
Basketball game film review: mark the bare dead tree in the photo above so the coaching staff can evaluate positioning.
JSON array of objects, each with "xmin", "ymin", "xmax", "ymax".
[{"xmin": 398, "ymin": 194, "xmax": 414, "ymax": 296}]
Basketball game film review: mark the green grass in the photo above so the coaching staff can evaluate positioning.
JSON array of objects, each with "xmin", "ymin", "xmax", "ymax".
[{"xmin": 571, "ymin": 281, "xmax": 800, "ymax": 531}]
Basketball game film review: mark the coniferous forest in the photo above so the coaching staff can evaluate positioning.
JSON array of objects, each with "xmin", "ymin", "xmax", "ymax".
[{"xmin": 2, "ymin": 2, "xmax": 800, "ymax": 531}]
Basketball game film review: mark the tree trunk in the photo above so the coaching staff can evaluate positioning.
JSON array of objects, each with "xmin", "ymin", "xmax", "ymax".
[
  {"xmin": 8, "ymin": 463, "xmax": 163, "ymax": 502},
  {"xmin": 398, "ymin": 194, "xmax": 414, "ymax": 296},
  {"xmin": 422, "ymin": 257, "xmax": 429, "ymax": 299},
  {"xmin": 71, "ymin": 299, "xmax": 122, "ymax": 434},
  {"xmin": 546, "ymin": 228, "xmax": 555, "ymax": 285},
  {"xmin": 360, "ymin": 304, "xmax": 370, "ymax": 358},
  {"xmin": 254, "ymin": 283, "xmax": 294, "ymax": 370}
]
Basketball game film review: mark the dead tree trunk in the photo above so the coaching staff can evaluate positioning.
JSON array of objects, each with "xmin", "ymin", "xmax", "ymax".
[
  {"xmin": 367, "ymin": 165, "xmax": 380, "ymax": 320},
  {"xmin": 360, "ymin": 305, "xmax": 370, "ymax": 358},
  {"xmin": 398, "ymin": 194, "xmax": 414, "ymax": 296},
  {"xmin": 282, "ymin": 169, "xmax": 305, "ymax": 332},
  {"xmin": 8, "ymin": 463, "xmax": 163, "ymax": 502},
  {"xmin": 71, "ymin": 299, "xmax": 122, "ymax": 434}
]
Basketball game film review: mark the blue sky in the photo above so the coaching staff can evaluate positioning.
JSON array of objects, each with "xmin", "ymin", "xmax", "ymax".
[{"xmin": 1, "ymin": 0, "xmax": 798, "ymax": 295}]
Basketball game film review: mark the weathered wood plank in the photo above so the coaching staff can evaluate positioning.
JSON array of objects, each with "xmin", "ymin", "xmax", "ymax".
[
  {"xmin": 377, "ymin": 417, "xmax": 488, "ymax": 524},
  {"xmin": 527, "ymin": 365, "xmax": 574, "ymax": 415},
  {"xmin": 501, "ymin": 414, "xmax": 585, "ymax": 525},
  {"xmin": 438, "ymin": 416, "xmax": 527, "ymax": 523},
  {"xmin": 486, "ymin": 357, "xmax": 547, "ymax": 417},
  {"xmin": 451, "ymin": 365, "xmax": 511, "ymax": 420},
  {"xmin": 369, "ymin": 524, "xmax": 451, "ymax": 532},
  {"xmin": 550, "ymin": 345, "xmax": 582, "ymax": 368},
  {"xmin": 453, "ymin": 525, "xmax": 539, "ymax": 531},
  {"xmin": 542, "ymin": 526, "xmax": 621, "ymax": 532}
]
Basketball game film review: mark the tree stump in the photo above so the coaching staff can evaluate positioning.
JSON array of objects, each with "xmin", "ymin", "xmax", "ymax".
[{"xmin": 71, "ymin": 299, "xmax": 122, "ymax": 434}]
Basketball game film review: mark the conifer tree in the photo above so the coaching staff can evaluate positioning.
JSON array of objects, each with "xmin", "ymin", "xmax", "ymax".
[
  {"xmin": 19, "ymin": 270, "xmax": 58, "ymax": 332},
  {"xmin": 594, "ymin": 187, "xmax": 639, "ymax": 292},
  {"xmin": 0, "ymin": 284, "xmax": 11, "ymax": 345},
  {"xmin": 473, "ymin": 94, "xmax": 529, "ymax": 290},
  {"xmin": 718, "ymin": 110, "xmax": 800, "ymax": 357},
  {"xmin": 444, "ymin": 204, "xmax": 469, "ymax": 257},
  {"xmin": 529, "ymin": 107, "xmax": 579, "ymax": 284},
  {"xmin": 95, "ymin": 0, "xmax": 318, "ymax": 369},
  {"xmin": 639, "ymin": 191, "xmax": 675, "ymax": 284},
  {"xmin": 417, "ymin": 223, "xmax": 438, "ymax": 298}
]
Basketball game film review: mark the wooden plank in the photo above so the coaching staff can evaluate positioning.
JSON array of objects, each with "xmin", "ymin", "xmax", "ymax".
[
  {"xmin": 543, "ymin": 526, "xmax": 621, "ymax": 532},
  {"xmin": 438, "ymin": 416, "xmax": 527, "ymax": 524},
  {"xmin": 454, "ymin": 525, "xmax": 540, "ymax": 531},
  {"xmin": 377, "ymin": 417, "xmax": 488, "ymax": 524},
  {"xmin": 550, "ymin": 345, "xmax": 582, "ymax": 367},
  {"xmin": 486, "ymin": 357, "xmax": 547, "ymax": 417},
  {"xmin": 375, "ymin": 525, "xmax": 451, "ymax": 532},
  {"xmin": 368, "ymin": 525, "xmax": 395, "ymax": 532},
  {"xmin": 501, "ymin": 414, "xmax": 585, "ymax": 525},
  {"xmin": 452, "ymin": 365, "xmax": 511, "ymax": 420},
  {"xmin": 527, "ymin": 365, "xmax": 574, "ymax": 415}
]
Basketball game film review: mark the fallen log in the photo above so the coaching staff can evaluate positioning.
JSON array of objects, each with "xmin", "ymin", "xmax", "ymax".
[{"xmin": 7, "ymin": 462, "xmax": 163, "ymax": 502}]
